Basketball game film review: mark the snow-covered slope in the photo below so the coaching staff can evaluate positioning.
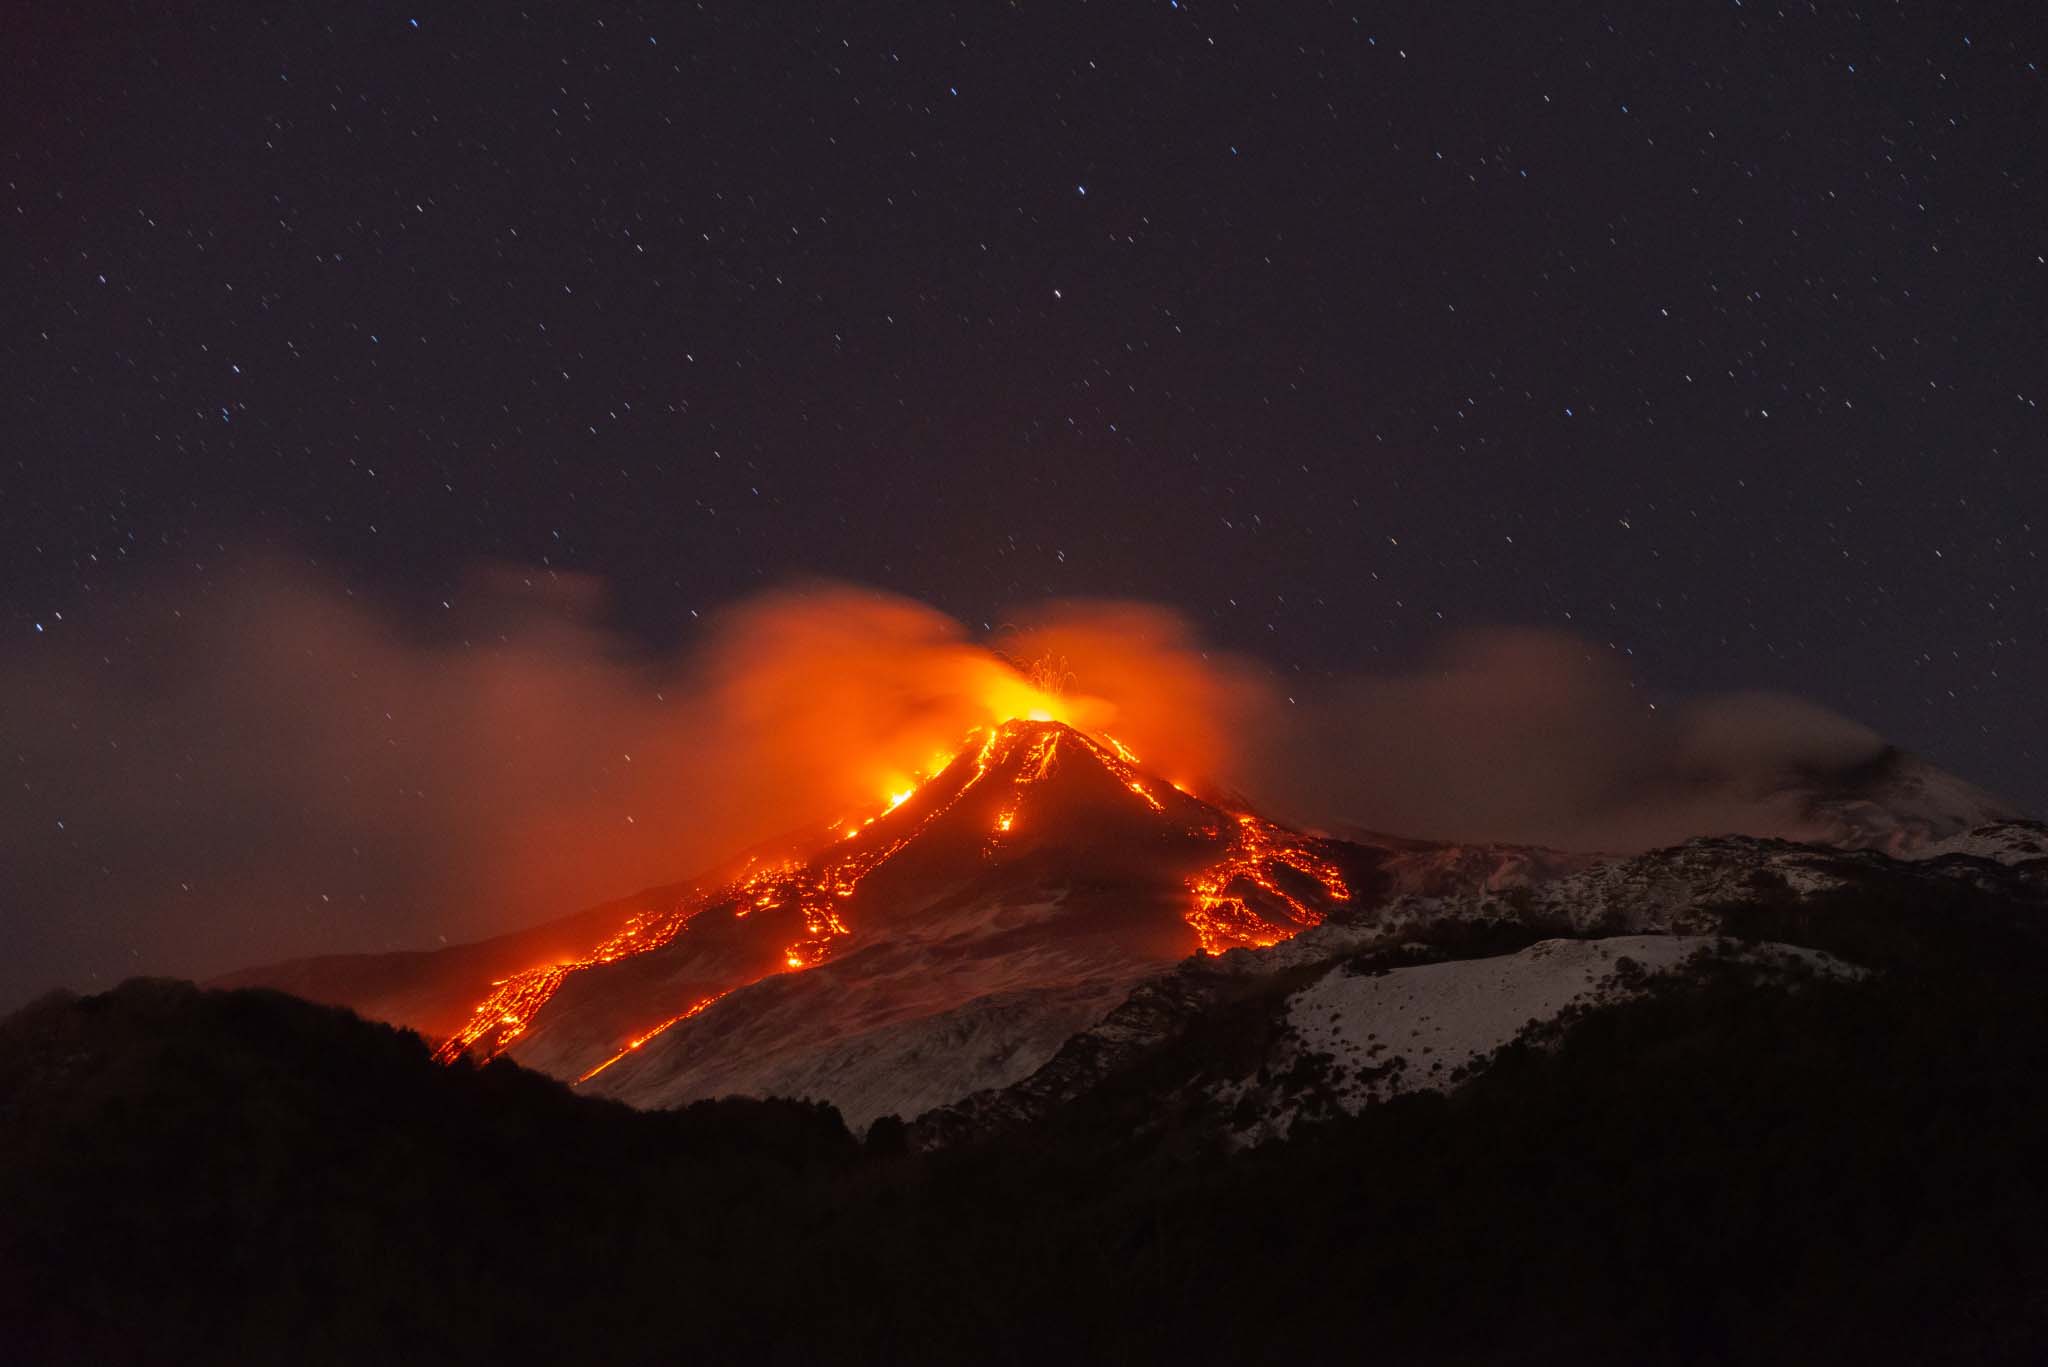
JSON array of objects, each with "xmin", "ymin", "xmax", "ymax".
[
  {"xmin": 579, "ymin": 831, "xmax": 1610, "ymax": 1125},
  {"xmin": 1332, "ymin": 821, "xmax": 2048, "ymax": 952},
  {"xmin": 1227, "ymin": 935, "xmax": 1856, "ymax": 1144},
  {"xmin": 1328, "ymin": 828, "xmax": 1602, "ymax": 897},
  {"xmin": 590, "ymin": 969, "xmax": 1139, "ymax": 1131},
  {"xmin": 915, "ymin": 821, "xmax": 2046, "ymax": 1150},
  {"xmin": 579, "ymin": 892, "xmax": 1156, "ymax": 1129},
  {"xmin": 1895, "ymin": 820, "xmax": 2048, "ymax": 870},
  {"xmin": 1789, "ymin": 747, "xmax": 2024, "ymax": 853}
]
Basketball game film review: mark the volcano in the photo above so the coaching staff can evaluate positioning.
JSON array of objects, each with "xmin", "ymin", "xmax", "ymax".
[
  {"xmin": 277, "ymin": 720, "xmax": 1389, "ymax": 1125},
  {"xmin": 486, "ymin": 720, "xmax": 1378, "ymax": 1124},
  {"xmin": 215, "ymin": 709, "xmax": 2027, "ymax": 1129},
  {"xmin": 26, "ymin": 715, "xmax": 2048, "ymax": 1363},
  {"xmin": 489, "ymin": 717, "xmax": 1384, "ymax": 1123}
]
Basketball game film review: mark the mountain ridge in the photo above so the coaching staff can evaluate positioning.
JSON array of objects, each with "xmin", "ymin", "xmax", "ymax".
[
  {"xmin": 208, "ymin": 729, "xmax": 2031, "ymax": 1135},
  {"xmin": 13, "ymin": 799, "xmax": 2048, "ymax": 1360}
]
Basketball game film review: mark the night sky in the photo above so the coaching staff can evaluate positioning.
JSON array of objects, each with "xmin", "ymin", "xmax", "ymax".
[{"xmin": 6, "ymin": 5, "xmax": 2043, "ymax": 834}]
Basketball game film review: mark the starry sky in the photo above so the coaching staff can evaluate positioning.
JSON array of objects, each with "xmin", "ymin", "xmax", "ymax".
[{"xmin": 5, "ymin": 3, "xmax": 2043, "ymax": 823}]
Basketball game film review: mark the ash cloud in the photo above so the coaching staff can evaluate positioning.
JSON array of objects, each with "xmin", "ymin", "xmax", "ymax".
[
  {"xmin": 1011, "ymin": 613, "xmax": 1901, "ymax": 851},
  {"xmin": 1, "ymin": 565, "xmax": 1083, "ymax": 1005},
  {"xmin": 1, "ymin": 563, "xmax": 1911, "ymax": 1006},
  {"xmin": 1246, "ymin": 629, "xmax": 1894, "ymax": 852}
]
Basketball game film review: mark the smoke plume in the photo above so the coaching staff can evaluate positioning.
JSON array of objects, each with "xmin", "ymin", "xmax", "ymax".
[{"xmin": 1, "ymin": 561, "xmax": 1912, "ymax": 1006}]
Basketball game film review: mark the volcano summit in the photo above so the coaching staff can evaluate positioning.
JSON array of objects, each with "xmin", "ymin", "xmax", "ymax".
[{"xmin": 247, "ymin": 719, "xmax": 1387, "ymax": 1127}]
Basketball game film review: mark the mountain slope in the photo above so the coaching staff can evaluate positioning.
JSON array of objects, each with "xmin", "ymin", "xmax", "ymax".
[
  {"xmin": 1791, "ymin": 746, "xmax": 2025, "ymax": 851},
  {"xmin": 209, "ymin": 727, "xmax": 2031, "ymax": 1138},
  {"xmin": 15, "ymin": 850, "xmax": 2048, "ymax": 1365},
  {"xmin": 205, "ymin": 883, "xmax": 696, "ymax": 1042},
  {"xmin": 219, "ymin": 720, "xmax": 1617, "ymax": 1124},
  {"xmin": 915, "ymin": 821, "xmax": 2048, "ymax": 1150},
  {"xmin": 0, "ymin": 979, "xmax": 859, "ymax": 1366},
  {"xmin": 498, "ymin": 719, "xmax": 1371, "ymax": 1112}
]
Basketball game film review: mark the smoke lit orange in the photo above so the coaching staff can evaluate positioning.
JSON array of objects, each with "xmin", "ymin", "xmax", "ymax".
[{"xmin": 431, "ymin": 663, "xmax": 1350, "ymax": 1076}]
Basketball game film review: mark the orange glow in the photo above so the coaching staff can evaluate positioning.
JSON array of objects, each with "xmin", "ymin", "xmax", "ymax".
[
  {"xmin": 975, "ymin": 671, "xmax": 1088, "ymax": 734},
  {"xmin": 429, "ymin": 899, "xmax": 703, "ymax": 1065},
  {"xmin": 1101, "ymin": 733, "xmax": 1141, "ymax": 764},
  {"xmin": 433, "ymin": 703, "xmax": 1341, "ymax": 1072},
  {"xmin": 1184, "ymin": 812, "xmax": 1351, "ymax": 955}
]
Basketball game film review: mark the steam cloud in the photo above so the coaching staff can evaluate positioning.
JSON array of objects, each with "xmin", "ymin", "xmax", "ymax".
[
  {"xmin": 1, "ymin": 560, "xmax": 1899, "ymax": 1006},
  {"xmin": 1246, "ymin": 630, "xmax": 1889, "ymax": 850}
]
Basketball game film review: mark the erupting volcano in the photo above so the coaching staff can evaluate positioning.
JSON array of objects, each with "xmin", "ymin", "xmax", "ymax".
[{"xmin": 409, "ymin": 714, "xmax": 1367, "ymax": 1121}]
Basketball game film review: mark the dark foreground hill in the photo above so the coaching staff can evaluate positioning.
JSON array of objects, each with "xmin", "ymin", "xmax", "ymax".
[{"xmin": 7, "ymin": 846, "xmax": 2048, "ymax": 1367}]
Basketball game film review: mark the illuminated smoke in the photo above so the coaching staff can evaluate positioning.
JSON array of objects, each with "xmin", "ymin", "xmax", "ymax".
[
  {"xmin": 1248, "ymin": 628, "xmax": 1900, "ymax": 852},
  {"xmin": 0, "ymin": 558, "xmax": 1924, "ymax": 1005},
  {"xmin": 439, "ymin": 715, "xmax": 1353, "ymax": 1071}
]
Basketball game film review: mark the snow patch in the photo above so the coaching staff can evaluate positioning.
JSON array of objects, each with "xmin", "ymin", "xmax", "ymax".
[
  {"xmin": 1237, "ymin": 935, "xmax": 1855, "ymax": 1143},
  {"xmin": 1895, "ymin": 821, "xmax": 2048, "ymax": 870}
]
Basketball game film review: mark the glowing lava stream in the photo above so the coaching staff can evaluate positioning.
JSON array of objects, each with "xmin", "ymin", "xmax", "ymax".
[
  {"xmin": 434, "ymin": 718, "xmax": 1352, "ymax": 1072},
  {"xmin": 1184, "ymin": 812, "xmax": 1351, "ymax": 955},
  {"xmin": 431, "ymin": 902, "xmax": 712, "ymax": 1065},
  {"xmin": 574, "ymin": 990, "xmax": 729, "ymax": 1084},
  {"xmin": 434, "ymin": 723, "xmax": 1012, "ymax": 1068}
]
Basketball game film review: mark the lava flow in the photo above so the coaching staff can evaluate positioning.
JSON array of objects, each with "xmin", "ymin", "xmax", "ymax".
[
  {"xmin": 433, "ymin": 711, "xmax": 1353, "ymax": 1075},
  {"xmin": 430, "ymin": 897, "xmax": 717, "ymax": 1064},
  {"xmin": 574, "ymin": 990, "xmax": 730, "ymax": 1084},
  {"xmin": 431, "ymin": 722, "xmax": 1012, "ymax": 1067},
  {"xmin": 1185, "ymin": 812, "xmax": 1351, "ymax": 954}
]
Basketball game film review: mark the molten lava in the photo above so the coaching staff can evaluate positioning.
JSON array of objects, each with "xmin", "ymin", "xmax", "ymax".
[
  {"xmin": 1185, "ymin": 812, "xmax": 1351, "ymax": 954},
  {"xmin": 574, "ymin": 990, "xmax": 729, "ymax": 1084},
  {"xmin": 432, "ymin": 709, "xmax": 1352, "ymax": 1077},
  {"xmin": 430, "ymin": 898, "xmax": 715, "ymax": 1065}
]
